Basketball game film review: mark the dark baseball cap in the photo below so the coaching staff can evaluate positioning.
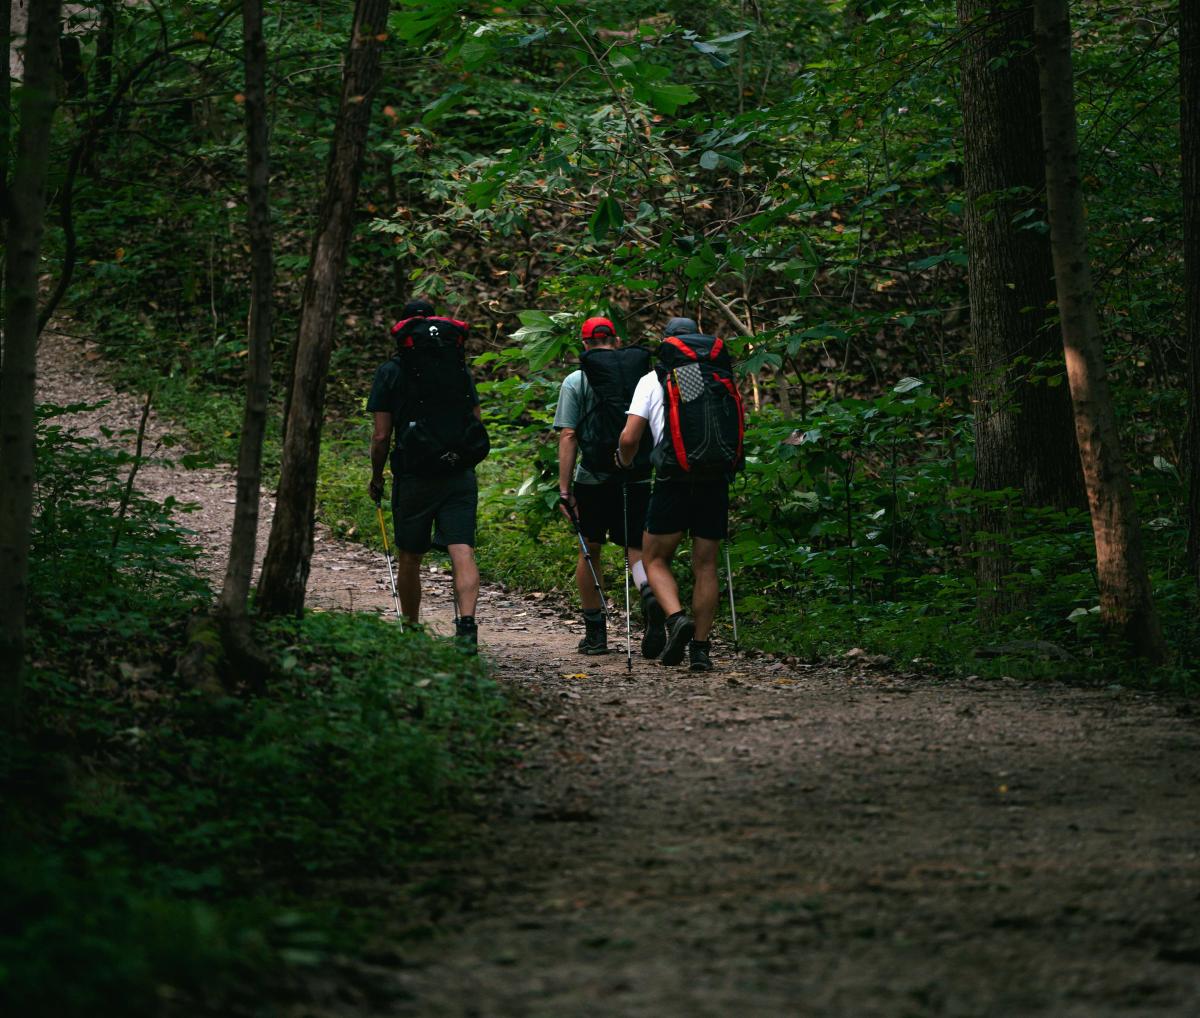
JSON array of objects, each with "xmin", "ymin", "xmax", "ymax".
[
  {"xmin": 665, "ymin": 317, "xmax": 698, "ymax": 336},
  {"xmin": 400, "ymin": 298, "xmax": 435, "ymax": 318}
]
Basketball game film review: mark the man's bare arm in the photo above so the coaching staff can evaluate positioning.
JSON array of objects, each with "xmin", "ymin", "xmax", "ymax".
[
  {"xmin": 617, "ymin": 414, "xmax": 648, "ymax": 468},
  {"xmin": 369, "ymin": 411, "xmax": 392, "ymax": 501}
]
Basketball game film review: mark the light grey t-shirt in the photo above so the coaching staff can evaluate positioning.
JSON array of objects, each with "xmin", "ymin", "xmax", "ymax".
[{"xmin": 553, "ymin": 369, "xmax": 611, "ymax": 485}]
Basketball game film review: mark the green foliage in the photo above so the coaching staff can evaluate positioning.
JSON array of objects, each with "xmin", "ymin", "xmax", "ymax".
[
  {"xmin": 42, "ymin": 0, "xmax": 1199, "ymax": 689},
  {"xmin": 7, "ymin": 405, "xmax": 512, "ymax": 1015}
]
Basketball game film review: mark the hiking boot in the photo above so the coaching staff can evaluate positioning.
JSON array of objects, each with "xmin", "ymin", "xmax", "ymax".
[
  {"xmin": 640, "ymin": 588, "xmax": 666, "ymax": 659},
  {"xmin": 688, "ymin": 640, "xmax": 713, "ymax": 672},
  {"xmin": 454, "ymin": 615, "xmax": 478, "ymax": 655},
  {"xmin": 577, "ymin": 612, "xmax": 608, "ymax": 655},
  {"xmin": 659, "ymin": 612, "xmax": 695, "ymax": 666}
]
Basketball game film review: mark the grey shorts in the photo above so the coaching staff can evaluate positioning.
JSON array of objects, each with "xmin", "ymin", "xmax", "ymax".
[{"xmin": 391, "ymin": 469, "xmax": 478, "ymax": 553}]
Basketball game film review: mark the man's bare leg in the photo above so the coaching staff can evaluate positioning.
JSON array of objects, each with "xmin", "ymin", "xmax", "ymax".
[
  {"xmin": 642, "ymin": 530, "xmax": 684, "ymax": 616},
  {"xmin": 576, "ymin": 542, "xmax": 604, "ymax": 611},
  {"xmin": 691, "ymin": 537, "xmax": 720, "ymax": 640},
  {"xmin": 447, "ymin": 544, "xmax": 479, "ymax": 618},
  {"xmin": 395, "ymin": 550, "xmax": 423, "ymax": 624}
]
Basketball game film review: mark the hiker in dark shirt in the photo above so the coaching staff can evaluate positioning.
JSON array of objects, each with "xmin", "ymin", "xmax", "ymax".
[{"xmin": 367, "ymin": 299, "xmax": 487, "ymax": 650}]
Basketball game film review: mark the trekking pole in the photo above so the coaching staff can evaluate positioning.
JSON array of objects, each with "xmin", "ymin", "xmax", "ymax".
[
  {"xmin": 622, "ymin": 482, "xmax": 632, "ymax": 671},
  {"xmin": 375, "ymin": 501, "xmax": 404, "ymax": 631},
  {"xmin": 724, "ymin": 540, "xmax": 739, "ymax": 652},
  {"xmin": 565, "ymin": 502, "xmax": 609, "ymax": 615}
]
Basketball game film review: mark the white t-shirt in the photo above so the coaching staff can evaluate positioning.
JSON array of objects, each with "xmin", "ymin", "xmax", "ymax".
[{"xmin": 627, "ymin": 370, "xmax": 664, "ymax": 445}]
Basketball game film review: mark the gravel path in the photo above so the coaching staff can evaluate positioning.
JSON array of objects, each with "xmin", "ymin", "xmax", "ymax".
[{"xmin": 37, "ymin": 327, "xmax": 1200, "ymax": 1017}]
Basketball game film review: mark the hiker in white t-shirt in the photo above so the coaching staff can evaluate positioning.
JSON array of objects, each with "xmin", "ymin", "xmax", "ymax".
[{"xmin": 616, "ymin": 318, "xmax": 735, "ymax": 672}]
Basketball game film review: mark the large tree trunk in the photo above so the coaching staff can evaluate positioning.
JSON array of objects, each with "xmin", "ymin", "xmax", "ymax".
[
  {"xmin": 257, "ymin": 0, "xmax": 390, "ymax": 616},
  {"xmin": 1184, "ymin": 0, "xmax": 1200, "ymax": 589},
  {"xmin": 959, "ymin": 0, "xmax": 1084, "ymax": 620},
  {"xmin": 218, "ymin": 0, "xmax": 273, "ymax": 621},
  {"xmin": 1033, "ymin": 0, "xmax": 1165, "ymax": 661},
  {"xmin": 0, "ymin": 0, "xmax": 63, "ymax": 725}
]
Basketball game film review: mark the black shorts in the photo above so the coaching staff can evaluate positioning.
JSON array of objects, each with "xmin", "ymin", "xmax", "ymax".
[
  {"xmin": 575, "ymin": 481, "xmax": 650, "ymax": 548},
  {"xmin": 645, "ymin": 478, "xmax": 729, "ymax": 540},
  {"xmin": 391, "ymin": 469, "xmax": 477, "ymax": 553}
]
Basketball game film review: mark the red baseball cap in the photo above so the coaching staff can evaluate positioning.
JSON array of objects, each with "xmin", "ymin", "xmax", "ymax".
[{"xmin": 581, "ymin": 316, "xmax": 616, "ymax": 341}]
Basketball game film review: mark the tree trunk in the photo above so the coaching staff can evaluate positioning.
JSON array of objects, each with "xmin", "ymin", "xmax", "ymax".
[
  {"xmin": 1033, "ymin": 0, "xmax": 1165, "ymax": 661},
  {"xmin": 94, "ymin": 0, "xmax": 115, "ymax": 100},
  {"xmin": 959, "ymin": 0, "xmax": 1085, "ymax": 620},
  {"xmin": 0, "ymin": 0, "xmax": 62, "ymax": 725},
  {"xmin": 257, "ymin": 0, "xmax": 391, "ymax": 616},
  {"xmin": 218, "ymin": 0, "xmax": 273, "ymax": 622},
  {"xmin": 1, "ymin": 0, "xmax": 12, "ymax": 294},
  {"xmin": 1184, "ymin": 0, "xmax": 1200, "ymax": 589}
]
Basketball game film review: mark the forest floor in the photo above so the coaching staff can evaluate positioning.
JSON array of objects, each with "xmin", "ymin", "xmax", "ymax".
[{"xmin": 36, "ymin": 328, "xmax": 1200, "ymax": 1017}]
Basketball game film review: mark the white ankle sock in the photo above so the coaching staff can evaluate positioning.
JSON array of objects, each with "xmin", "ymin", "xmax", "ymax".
[{"xmin": 632, "ymin": 560, "xmax": 648, "ymax": 588}]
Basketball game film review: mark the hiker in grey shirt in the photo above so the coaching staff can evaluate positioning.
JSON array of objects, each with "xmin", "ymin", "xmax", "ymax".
[{"xmin": 553, "ymin": 317, "xmax": 665, "ymax": 657}]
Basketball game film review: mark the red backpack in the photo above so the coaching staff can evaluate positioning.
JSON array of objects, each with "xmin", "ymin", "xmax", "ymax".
[{"xmin": 651, "ymin": 331, "xmax": 745, "ymax": 480}]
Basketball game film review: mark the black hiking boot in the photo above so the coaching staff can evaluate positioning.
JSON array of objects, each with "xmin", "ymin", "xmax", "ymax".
[
  {"xmin": 659, "ymin": 612, "xmax": 695, "ymax": 666},
  {"xmin": 454, "ymin": 615, "xmax": 478, "ymax": 655},
  {"xmin": 577, "ymin": 611, "xmax": 608, "ymax": 655},
  {"xmin": 688, "ymin": 639, "xmax": 713, "ymax": 672},
  {"xmin": 640, "ymin": 587, "xmax": 666, "ymax": 660}
]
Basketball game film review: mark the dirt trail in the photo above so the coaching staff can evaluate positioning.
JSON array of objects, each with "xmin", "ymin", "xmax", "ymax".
[{"xmin": 37, "ymin": 328, "xmax": 1200, "ymax": 1017}]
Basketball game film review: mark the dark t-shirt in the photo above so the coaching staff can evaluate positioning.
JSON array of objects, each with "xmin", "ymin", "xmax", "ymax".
[{"xmin": 366, "ymin": 357, "xmax": 480, "ymax": 447}]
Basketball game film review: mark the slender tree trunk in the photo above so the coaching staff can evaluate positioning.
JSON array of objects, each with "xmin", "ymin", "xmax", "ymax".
[
  {"xmin": 1, "ymin": 0, "xmax": 13, "ymax": 321},
  {"xmin": 959, "ymin": 0, "xmax": 1084, "ymax": 620},
  {"xmin": 94, "ymin": 0, "xmax": 115, "ymax": 100},
  {"xmin": 257, "ymin": 0, "xmax": 390, "ymax": 616},
  {"xmin": 1184, "ymin": 0, "xmax": 1200, "ymax": 588},
  {"xmin": 1033, "ymin": 0, "xmax": 1165, "ymax": 661},
  {"xmin": 0, "ymin": 0, "xmax": 62, "ymax": 725},
  {"xmin": 218, "ymin": 0, "xmax": 273, "ymax": 621}
]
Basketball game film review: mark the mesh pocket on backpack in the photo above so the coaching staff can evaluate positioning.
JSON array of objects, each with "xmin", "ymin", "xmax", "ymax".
[{"xmin": 675, "ymin": 362, "xmax": 705, "ymax": 402}]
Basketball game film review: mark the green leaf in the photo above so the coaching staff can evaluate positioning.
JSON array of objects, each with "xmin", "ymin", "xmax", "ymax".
[
  {"xmin": 465, "ymin": 178, "xmax": 502, "ymax": 210},
  {"xmin": 589, "ymin": 196, "xmax": 623, "ymax": 242},
  {"xmin": 699, "ymin": 150, "xmax": 720, "ymax": 170},
  {"xmin": 708, "ymin": 29, "xmax": 754, "ymax": 45},
  {"xmin": 459, "ymin": 29, "xmax": 497, "ymax": 69},
  {"xmin": 421, "ymin": 85, "xmax": 465, "ymax": 126},
  {"xmin": 393, "ymin": 0, "xmax": 459, "ymax": 43},
  {"xmin": 893, "ymin": 377, "xmax": 925, "ymax": 394},
  {"xmin": 639, "ymin": 81, "xmax": 698, "ymax": 115}
]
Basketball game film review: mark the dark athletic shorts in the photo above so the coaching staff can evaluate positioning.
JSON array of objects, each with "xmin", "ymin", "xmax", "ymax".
[
  {"xmin": 575, "ymin": 481, "xmax": 650, "ymax": 548},
  {"xmin": 645, "ymin": 478, "xmax": 729, "ymax": 540},
  {"xmin": 391, "ymin": 469, "xmax": 477, "ymax": 553}
]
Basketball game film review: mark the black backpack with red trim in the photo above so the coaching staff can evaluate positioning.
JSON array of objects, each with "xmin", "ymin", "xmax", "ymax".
[
  {"xmin": 651, "ymin": 331, "xmax": 745, "ymax": 481},
  {"xmin": 578, "ymin": 346, "xmax": 653, "ymax": 479},
  {"xmin": 389, "ymin": 314, "xmax": 490, "ymax": 476}
]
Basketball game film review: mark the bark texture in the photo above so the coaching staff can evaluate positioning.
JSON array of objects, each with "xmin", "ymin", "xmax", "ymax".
[
  {"xmin": 257, "ymin": 0, "xmax": 391, "ymax": 616},
  {"xmin": 1033, "ymin": 0, "xmax": 1165, "ymax": 661},
  {"xmin": 0, "ymin": 0, "xmax": 62, "ymax": 722},
  {"xmin": 1184, "ymin": 0, "xmax": 1200, "ymax": 588},
  {"xmin": 1, "ymin": 0, "xmax": 12, "ymax": 214},
  {"xmin": 959, "ymin": 0, "xmax": 1084, "ymax": 618},
  {"xmin": 218, "ymin": 0, "xmax": 273, "ymax": 621}
]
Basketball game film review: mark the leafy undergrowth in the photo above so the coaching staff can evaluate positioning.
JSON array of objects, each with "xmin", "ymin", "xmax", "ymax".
[{"xmin": 3, "ymin": 409, "xmax": 511, "ymax": 1016}]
